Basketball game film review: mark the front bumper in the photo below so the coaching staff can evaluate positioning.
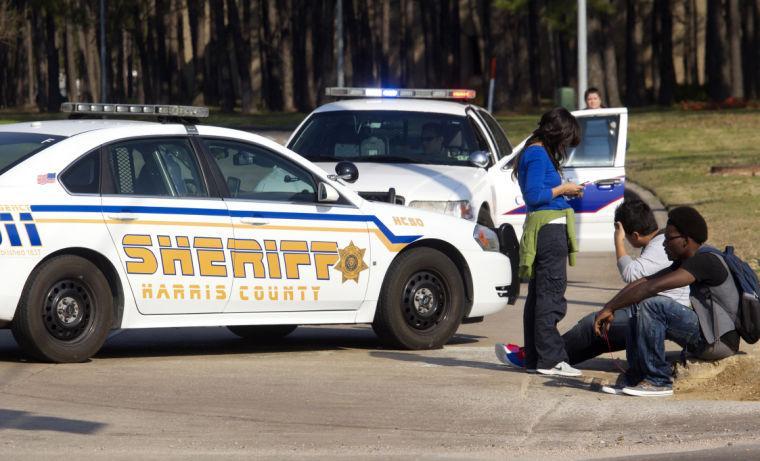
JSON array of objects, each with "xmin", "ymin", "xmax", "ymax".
[{"xmin": 464, "ymin": 250, "xmax": 512, "ymax": 317}]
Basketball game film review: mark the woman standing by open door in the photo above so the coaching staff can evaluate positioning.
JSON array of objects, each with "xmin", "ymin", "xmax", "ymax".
[{"xmin": 495, "ymin": 108, "xmax": 585, "ymax": 376}]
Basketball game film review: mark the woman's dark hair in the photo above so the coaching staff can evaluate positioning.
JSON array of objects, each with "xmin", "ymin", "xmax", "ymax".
[
  {"xmin": 511, "ymin": 107, "xmax": 581, "ymax": 180},
  {"xmin": 614, "ymin": 199, "xmax": 658, "ymax": 235}
]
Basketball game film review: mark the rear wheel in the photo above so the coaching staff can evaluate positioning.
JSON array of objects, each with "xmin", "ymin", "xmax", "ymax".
[
  {"xmin": 11, "ymin": 255, "xmax": 114, "ymax": 363},
  {"xmin": 372, "ymin": 248, "xmax": 464, "ymax": 349},
  {"xmin": 227, "ymin": 325, "xmax": 298, "ymax": 341}
]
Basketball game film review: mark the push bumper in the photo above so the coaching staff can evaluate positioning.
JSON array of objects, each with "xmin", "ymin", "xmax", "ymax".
[{"xmin": 495, "ymin": 223, "xmax": 520, "ymax": 305}]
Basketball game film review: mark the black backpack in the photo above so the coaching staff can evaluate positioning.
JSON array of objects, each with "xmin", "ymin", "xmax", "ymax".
[{"xmin": 700, "ymin": 246, "xmax": 760, "ymax": 344}]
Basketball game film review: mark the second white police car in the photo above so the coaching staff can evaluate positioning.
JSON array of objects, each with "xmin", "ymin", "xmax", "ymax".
[
  {"xmin": 288, "ymin": 88, "xmax": 628, "ymax": 251},
  {"xmin": 0, "ymin": 103, "xmax": 515, "ymax": 363}
]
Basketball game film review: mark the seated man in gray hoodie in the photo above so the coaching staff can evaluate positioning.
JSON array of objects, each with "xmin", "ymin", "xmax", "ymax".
[{"xmin": 496, "ymin": 200, "xmax": 690, "ymax": 369}]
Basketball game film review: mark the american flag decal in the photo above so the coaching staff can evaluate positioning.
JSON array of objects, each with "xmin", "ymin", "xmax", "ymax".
[{"xmin": 37, "ymin": 172, "xmax": 56, "ymax": 185}]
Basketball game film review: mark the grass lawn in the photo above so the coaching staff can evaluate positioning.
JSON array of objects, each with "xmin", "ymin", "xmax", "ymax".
[
  {"xmin": 498, "ymin": 109, "xmax": 760, "ymax": 272},
  {"xmin": 2, "ymin": 107, "xmax": 758, "ymax": 270}
]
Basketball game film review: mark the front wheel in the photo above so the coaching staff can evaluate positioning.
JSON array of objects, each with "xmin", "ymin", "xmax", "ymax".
[
  {"xmin": 372, "ymin": 248, "xmax": 464, "ymax": 349},
  {"xmin": 11, "ymin": 255, "xmax": 114, "ymax": 363}
]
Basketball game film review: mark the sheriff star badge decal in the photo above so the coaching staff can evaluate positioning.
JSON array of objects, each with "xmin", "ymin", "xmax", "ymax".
[{"xmin": 334, "ymin": 241, "xmax": 369, "ymax": 283}]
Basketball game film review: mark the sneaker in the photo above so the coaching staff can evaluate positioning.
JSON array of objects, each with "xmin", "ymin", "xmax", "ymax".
[
  {"xmin": 536, "ymin": 361, "xmax": 582, "ymax": 377},
  {"xmin": 600, "ymin": 373, "xmax": 629, "ymax": 395},
  {"xmin": 494, "ymin": 343, "xmax": 525, "ymax": 368},
  {"xmin": 621, "ymin": 381, "xmax": 673, "ymax": 397}
]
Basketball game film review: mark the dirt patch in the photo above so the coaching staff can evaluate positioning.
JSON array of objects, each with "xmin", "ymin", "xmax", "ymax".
[
  {"xmin": 710, "ymin": 164, "xmax": 760, "ymax": 176},
  {"xmin": 675, "ymin": 354, "xmax": 760, "ymax": 401}
]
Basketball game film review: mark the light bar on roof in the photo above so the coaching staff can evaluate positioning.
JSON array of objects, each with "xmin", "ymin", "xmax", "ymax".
[
  {"xmin": 325, "ymin": 87, "xmax": 476, "ymax": 100},
  {"xmin": 61, "ymin": 102, "xmax": 210, "ymax": 118}
]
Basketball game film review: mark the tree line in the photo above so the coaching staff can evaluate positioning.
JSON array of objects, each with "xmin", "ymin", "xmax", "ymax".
[{"xmin": 0, "ymin": 0, "xmax": 758, "ymax": 113}]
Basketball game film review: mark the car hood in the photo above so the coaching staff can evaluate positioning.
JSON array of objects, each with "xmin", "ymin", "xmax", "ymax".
[{"xmin": 314, "ymin": 162, "xmax": 485, "ymax": 203}]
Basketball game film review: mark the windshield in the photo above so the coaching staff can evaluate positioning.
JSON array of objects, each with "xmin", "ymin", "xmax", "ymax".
[
  {"xmin": 0, "ymin": 132, "xmax": 65, "ymax": 174},
  {"xmin": 289, "ymin": 110, "xmax": 488, "ymax": 166}
]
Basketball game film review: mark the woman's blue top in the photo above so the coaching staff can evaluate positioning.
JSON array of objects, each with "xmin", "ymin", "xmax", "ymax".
[{"xmin": 517, "ymin": 145, "xmax": 571, "ymax": 212}]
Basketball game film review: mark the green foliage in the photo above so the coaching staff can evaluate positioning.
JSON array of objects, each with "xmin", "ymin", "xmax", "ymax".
[{"xmin": 492, "ymin": 0, "xmax": 529, "ymax": 13}]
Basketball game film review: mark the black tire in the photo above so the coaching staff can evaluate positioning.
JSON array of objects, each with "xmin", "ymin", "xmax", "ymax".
[
  {"xmin": 11, "ymin": 255, "xmax": 114, "ymax": 363},
  {"xmin": 477, "ymin": 206, "xmax": 494, "ymax": 228},
  {"xmin": 227, "ymin": 325, "xmax": 298, "ymax": 340},
  {"xmin": 372, "ymin": 247, "xmax": 464, "ymax": 349}
]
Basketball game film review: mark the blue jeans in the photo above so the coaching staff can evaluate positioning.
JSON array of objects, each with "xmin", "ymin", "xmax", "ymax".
[{"xmin": 625, "ymin": 296, "xmax": 706, "ymax": 388}]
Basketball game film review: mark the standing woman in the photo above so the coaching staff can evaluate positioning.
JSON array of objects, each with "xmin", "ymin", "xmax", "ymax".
[{"xmin": 511, "ymin": 108, "xmax": 584, "ymax": 376}]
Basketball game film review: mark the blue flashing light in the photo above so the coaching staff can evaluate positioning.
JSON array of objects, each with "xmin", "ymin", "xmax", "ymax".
[{"xmin": 382, "ymin": 89, "xmax": 399, "ymax": 97}]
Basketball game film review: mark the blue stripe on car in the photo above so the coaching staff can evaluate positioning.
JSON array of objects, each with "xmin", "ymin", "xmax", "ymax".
[{"xmin": 30, "ymin": 205, "xmax": 422, "ymax": 245}]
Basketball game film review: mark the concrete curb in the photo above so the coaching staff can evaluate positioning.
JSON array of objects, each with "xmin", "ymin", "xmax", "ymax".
[{"xmin": 625, "ymin": 180, "xmax": 669, "ymax": 228}]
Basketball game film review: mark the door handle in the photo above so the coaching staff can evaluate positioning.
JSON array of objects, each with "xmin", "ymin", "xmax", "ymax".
[
  {"xmin": 240, "ymin": 218, "xmax": 269, "ymax": 226},
  {"xmin": 107, "ymin": 214, "xmax": 138, "ymax": 221},
  {"xmin": 594, "ymin": 178, "xmax": 622, "ymax": 189}
]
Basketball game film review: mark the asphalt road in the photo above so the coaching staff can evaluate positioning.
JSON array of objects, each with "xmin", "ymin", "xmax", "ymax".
[{"xmin": 2, "ymin": 249, "xmax": 760, "ymax": 460}]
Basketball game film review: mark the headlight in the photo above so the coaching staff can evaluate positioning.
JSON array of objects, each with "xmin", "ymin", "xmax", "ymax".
[
  {"xmin": 473, "ymin": 225, "xmax": 500, "ymax": 252},
  {"xmin": 408, "ymin": 200, "xmax": 473, "ymax": 220}
]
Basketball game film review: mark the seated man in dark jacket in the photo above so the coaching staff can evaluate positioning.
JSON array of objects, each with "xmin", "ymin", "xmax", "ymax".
[{"xmin": 594, "ymin": 206, "xmax": 740, "ymax": 397}]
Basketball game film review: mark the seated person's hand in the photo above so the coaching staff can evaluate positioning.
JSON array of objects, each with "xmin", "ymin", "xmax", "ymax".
[
  {"xmin": 594, "ymin": 308, "xmax": 614, "ymax": 337},
  {"xmin": 614, "ymin": 221, "xmax": 626, "ymax": 243}
]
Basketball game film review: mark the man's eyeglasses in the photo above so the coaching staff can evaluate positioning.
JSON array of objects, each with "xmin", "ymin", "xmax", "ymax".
[{"xmin": 663, "ymin": 234, "xmax": 686, "ymax": 243}]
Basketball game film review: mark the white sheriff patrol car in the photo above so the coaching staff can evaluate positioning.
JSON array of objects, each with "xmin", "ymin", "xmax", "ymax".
[
  {"xmin": 288, "ymin": 88, "xmax": 628, "ymax": 251},
  {"xmin": 0, "ymin": 103, "xmax": 516, "ymax": 363}
]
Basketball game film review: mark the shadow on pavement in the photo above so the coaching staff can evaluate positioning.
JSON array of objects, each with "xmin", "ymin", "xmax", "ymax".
[
  {"xmin": 0, "ymin": 409, "xmax": 105, "ymax": 434},
  {"xmin": 0, "ymin": 327, "xmax": 480, "ymax": 362},
  {"xmin": 369, "ymin": 349, "xmax": 507, "ymax": 371}
]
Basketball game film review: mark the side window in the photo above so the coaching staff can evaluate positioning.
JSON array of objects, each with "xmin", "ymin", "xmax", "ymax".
[
  {"xmin": 476, "ymin": 110, "xmax": 513, "ymax": 159},
  {"xmin": 106, "ymin": 138, "xmax": 208, "ymax": 197},
  {"xmin": 61, "ymin": 151, "xmax": 100, "ymax": 194},
  {"xmin": 565, "ymin": 115, "xmax": 620, "ymax": 167},
  {"xmin": 203, "ymin": 138, "xmax": 316, "ymax": 203}
]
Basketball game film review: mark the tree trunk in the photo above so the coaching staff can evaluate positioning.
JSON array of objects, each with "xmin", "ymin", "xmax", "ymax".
[
  {"xmin": 179, "ymin": 0, "xmax": 196, "ymax": 103},
  {"xmin": 655, "ymin": 0, "xmax": 676, "ymax": 105},
  {"xmin": 260, "ymin": 0, "xmax": 283, "ymax": 110},
  {"xmin": 682, "ymin": 0, "xmax": 699, "ymax": 86},
  {"xmin": 527, "ymin": 0, "xmax": 540, "ymax": 106},
  {"xmin": 209, "ymin": 0, "xmax": 234, "ymax": 111},
  {"xmin": 227, "ymin": 0, "xmax": 254, "ymax": 112},
  {"xmin": 280, "ymin": 0, "xmax": 295, "ymax": 111},
  {"xmin": 705, "ymin": 0, "xmax": 729, "ymax": 101},
  {"xmin": 588, "ymin": 11, "xmax": 606, "ymax": 101},
  {"xmin": 132, "ymin": 3, "xmax": 152, "ymax": 102},
  {"xmin": 727, "ymin": 0, "xmax": 743, "ymax": 98},
  {"xmin": 603, "ymin": 17, "xmax": 622, "ymax": 107},
  {"xmin": 64, "ymin": 18, "xmax": 79, "ymax": 102},
  {"xmin": 624, "ymin": 0, "xmax": 642, "ymax": 104},
  {"xmin": 383, "ymin": 0, "xmax": 402, "ymax": 85},
  {"xmin": 244, "ymin": 0, "xmax": 263, "ymax": 109}
]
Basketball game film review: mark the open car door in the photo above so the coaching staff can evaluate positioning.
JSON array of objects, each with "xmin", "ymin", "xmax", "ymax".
[{"xmin": 494, "ymin": 107, "xmax": 628, "ymax": 252}]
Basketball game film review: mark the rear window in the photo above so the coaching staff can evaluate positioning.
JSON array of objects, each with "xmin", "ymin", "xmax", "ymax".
[
  {"xmin": 288, "ymin": 110, "xmax": 488, "ymax": 166},
  {"xmin": 0, "ymin": 132, "xmax": 65, "ymax": 174}
]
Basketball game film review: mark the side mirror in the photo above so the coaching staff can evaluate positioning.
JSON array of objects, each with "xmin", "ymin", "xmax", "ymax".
[
  {"xmin": 318, "ymin": 182, "xmax": 340, "ymax": 203},
  {"xmin": 468, "ymin": 150, "xmax": 490, "ymax": 168},
  {"xmin": 335, "ymin": 161, "xmax": 359, "ymax": 183},
  {"xmin": 233, "ymin": 151, "xmax": 255, "ymax": 166}
]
